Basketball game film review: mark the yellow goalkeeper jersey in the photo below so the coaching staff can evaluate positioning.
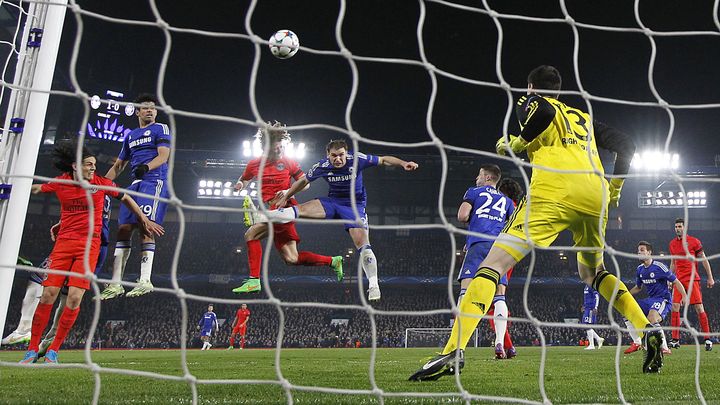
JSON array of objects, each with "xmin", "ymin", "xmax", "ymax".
[{"xmin": 516, "ymin": 95, "xmax": 609, "ymax": 216}]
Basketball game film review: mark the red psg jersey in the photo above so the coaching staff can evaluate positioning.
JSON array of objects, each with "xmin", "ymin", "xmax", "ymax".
[
  {"xmin": 669, "ymin": 235, "xmax": 704, "ymax": 281},
  {"xmin": 235, "ymin": 308, "xmax": 251, "ymax": 324},
  {"xmin": 40, "ymin": 173, "xmax": 122, "ymax": 240},
  {"xmin": 241, "ymin": 157, "xmax": 304, "ymax": 205}
]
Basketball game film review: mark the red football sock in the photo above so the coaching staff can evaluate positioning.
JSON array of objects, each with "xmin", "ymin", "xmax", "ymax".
[
  {"xmin": 29, "ymin": 303, "xmax": 53, "ymax": 352},
  {"xmin": 229, "ymin": 336, "xmax": 235, "ymax": 347},
  {"xmin": 671, "ymin": 311, "xmax": 681, "ymax": 340},
  {"xmin": 504, "ymin": 330, "xmax": 513, "ymax": 349},
  {"xmin": 296, "ymin": 251, "xmax": 332, "ymax": 266},
  {"xmin": 698, "ymin": 312, "xmax": 711, "ymax": 340},
  {"xmin": 240, "ymin": 335, "xmax": 246, "ymax": 349},
  {"xmin": 49, "ymin": 306, "xmax": 80, "ymax": 352},
  {"xmin": 247, "ymin": 240, "xmax": 262, "ymax": 278}
]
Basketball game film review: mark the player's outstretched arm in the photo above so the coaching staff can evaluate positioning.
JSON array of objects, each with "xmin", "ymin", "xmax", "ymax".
[
  {"xmin": 593, "ymin": 122, "xmax": 636, "ymax": 207},
  {"xmin": 699, "ymin": 252, "xmax": 714, "ymax": 288},
  {"xmin": 270, "ymin": 177, "xmax": 309, "ymax": 207},
  {"xmin": 378, "ymin": 156, "xmax": 418, "ymax": 171},
  {"xmin": 119, "ymin": 194, "xmax": 165, "ymax": 237},
  {"xmin": 105, "ymin": 158, "xmax": 128, "ymax": 181}
]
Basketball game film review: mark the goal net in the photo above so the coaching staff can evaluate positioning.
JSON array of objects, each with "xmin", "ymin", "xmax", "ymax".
[
  {"xmin": 1, "ymin": 0, "xmax": 719, "ymax": 404},
  {"xmin": 405, "ymin": 327, "xmax": 479, "ymax": 348}
]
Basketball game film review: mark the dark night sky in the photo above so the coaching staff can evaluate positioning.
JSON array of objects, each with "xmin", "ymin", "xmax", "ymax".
[{"xmin": 47, "ymin": 0, "xmax": 720, "ymax": 165}]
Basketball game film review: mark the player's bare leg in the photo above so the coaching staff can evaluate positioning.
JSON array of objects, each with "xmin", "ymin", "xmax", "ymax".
[
  {"xmin": 102, "ymin": 224, "xmax": 133, "ymax": 300},
  {"xmin": 127, "ymin": 229, "xmax": 156, "ymax": 297}
]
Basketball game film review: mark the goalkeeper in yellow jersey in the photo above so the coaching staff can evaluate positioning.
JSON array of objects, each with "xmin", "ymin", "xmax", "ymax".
[{"xmin": 410, "ymin": 65, "xmax": 664, "ymax": 381}]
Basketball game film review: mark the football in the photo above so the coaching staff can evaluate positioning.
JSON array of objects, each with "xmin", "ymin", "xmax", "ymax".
[{"xmin": 268, "ymin": 30, "xmax": 300, "ymax": 59}]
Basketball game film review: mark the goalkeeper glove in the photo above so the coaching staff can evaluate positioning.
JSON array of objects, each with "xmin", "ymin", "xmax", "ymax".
[
  {"xmin": 608, "ymin": 178, "xmax": 624, "ymax": 208},
  {"xmin": 133, "ymin": 164, "xmax": 150, "ymax": 179},
  {"xmin": 495, "ymin": 135, "xmax": 528, "ymax": 156}
]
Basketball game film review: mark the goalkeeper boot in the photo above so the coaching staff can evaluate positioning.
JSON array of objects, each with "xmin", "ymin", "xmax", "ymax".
[
  {"xmin": 669, "ymin": 339, "xmax": 680, "ymax": 349},
  {"xmin": 367, "ymin": 286, "xmax": 381, "ymax": 301},
  {"xmin": 100, "ymin": 284, "xmax": 125, "ymax": 300},
  {"xmin": 19, "ymin": 350, "xmax": 38, "ymax": 364},
  {"xmin": 705, "ymin": 339, "xmax": 713, "ymax": 351},
  {"xmin": 38, "ymin": 338, "xmax": 53, "ymax": 358},
  {"xmin": 44, "ymin": 350, "xmax": 59, "ymax": 364},
  {"xmin": 2, "ymin": 330, "xmax": 31, "ymax": 345},
  {"xmin": 642, "ymin": 327, "xmax": 664, "ymax": 373},
  {"xmin": 232, "ymin": 278, "xmax": 261, "ymax": 294},
  {"xmin": 126, "ymin": 279, "xmax": 154, "ymax": 298},
  {"xmin": 409, "ymin": 349, "xmax": 464, "ymax": 381},
  {"xmin": 331, "ymin": 256, "xmax": 344, "ymax": 282}
]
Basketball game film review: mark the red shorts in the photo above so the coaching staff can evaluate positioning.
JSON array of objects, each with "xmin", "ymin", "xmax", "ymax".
[
  {"xmin": 272, "ymin": 222, "xmax": 300, "ymax": 251},
  {"xmin": 673, "ymin": 279, "xmax": 703, "ymax": 305},
  {"xmin": 233, "ymin": 325, "xmax": 247, "ymax": 335},
  {"xmin": 43, "ymin": 238, "xmax": 100, "ymax": 291}
]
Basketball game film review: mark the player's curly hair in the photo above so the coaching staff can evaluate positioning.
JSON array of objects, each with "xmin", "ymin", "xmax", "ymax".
[
  {"xmin": 133, "ymin": 93, "xmax": 158, "ymax": 105},
  {"xmin": 498, "ymin": 178, "xmax": 524, "ymax": 204},
  {"xmin": 52, "ymin": 140, "xmax": 94, "ymax": 174},
  {"xmin": 259, "ymin": 121, "xmax": 291, "ymax": 146}
]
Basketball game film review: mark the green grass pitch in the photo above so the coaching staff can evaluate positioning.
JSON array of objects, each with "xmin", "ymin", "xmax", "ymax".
[{"xmin": 1, "ymin": 346, "xmax": 718, "ymax": 404}]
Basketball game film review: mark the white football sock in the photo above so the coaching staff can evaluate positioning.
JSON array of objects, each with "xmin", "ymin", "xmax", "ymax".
[
  {"xmin": 140, "ymin": 242, "xmax": 155, "ymax": 281},
  {"xmin": 586, "ymin": 329, "xmax": 596, "ymax": 348},
  {"xmin": 660, "ymin": 329, "xmax": 669, "ymax": 350},
  {"xmin": 359, "ymin": 246, "xmax": 378, "ymax": 289},
  {"xmin": 111, "ymin": 241, "xmax": 132, "ymax": 283},
  {"xmin": 17, "ymin": 281, "xmax": 43, "ymax": 333},
  {"xmin": 265, "ymin": 206, "xmax": 298, "ymax": 224},
  {"xmin": 625, "ymin": 320, "xmax": 642, "ymax": 345},
  {"xmin": 493, "ymin": 298, "xmax": 508, "ymax": 347}
]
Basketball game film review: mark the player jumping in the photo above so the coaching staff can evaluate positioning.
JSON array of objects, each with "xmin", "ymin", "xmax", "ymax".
[
  {"xmin": 228, "ymin": 303, "xmax": 250, "ymax": 350},
  {"xmin": 19, "ymin": 143, "xmax": 163, "ymax": 364},
  {"xmin": 624, "ymin": 241, "xmax": 685, "ymax": 355},
  {"xmin": 265, "ymin": 139, "xmax": 418, "ymax": 301},
  {"xmin": 668, "ymin": 218, "xmax": 714, "ymax": 351},
  {"xmin": 232, "ymin": 122, "xmax": 343, "ymax": 294},
  {"xmin": 581, "ymin": 285, "xmax": 605, "ymax": 350},
  {"xmin": 101, "ymin": 94, "xmax": 171, "ymax": 299},
  {"xmin": 409, "ymin": 65, "xmax": 663, "ymax": 381}
]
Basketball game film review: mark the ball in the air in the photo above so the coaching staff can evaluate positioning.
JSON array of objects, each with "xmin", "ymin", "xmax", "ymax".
[{"xmin": 268, "ymin": 30, "xmax": 300, "ymax": 59}]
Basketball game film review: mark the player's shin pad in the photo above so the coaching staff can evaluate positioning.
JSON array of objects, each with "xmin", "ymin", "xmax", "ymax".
[
  {"xmin": 593, "ymin": 269, "xmax": 649, "ymax": 333},
  {"xmin": 443, "ymin": 268, "xmax": 499, "ymax": 354}
]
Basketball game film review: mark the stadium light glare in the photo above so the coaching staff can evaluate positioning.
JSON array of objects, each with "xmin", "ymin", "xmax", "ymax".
[
  {"xmin": 638, "ymin": 190, "xmax": 707, "ymax": 208},
  {"xmin": 631, "ymin": 151, "xmax": 680, "ymax": 171},
  {"xmin": 224, "ymin": 181, "xmax": 232, "ymax": 188},
  {"xmin": 250, "ymin": 190, "xmax": 257, "ymax": 197},
  {"xmin": 199, "ymin": 180, "xmax": 206, "ymax": 188}
]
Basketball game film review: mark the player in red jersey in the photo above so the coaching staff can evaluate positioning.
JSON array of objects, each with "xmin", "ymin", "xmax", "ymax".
[
  {"xmin": 232, "ymin": 122, "xmax": 343, "ymax": 294},
  {"xmin": 228, "ymin": 304, "xmax": 251, "ymax": 350},
  {"xmin": 19, "ymin": 143, "xmax": 164, "ymax": 364},
  {"xmin": 668, "ymin": 218, "xmax": 715, "ymax": 351}
]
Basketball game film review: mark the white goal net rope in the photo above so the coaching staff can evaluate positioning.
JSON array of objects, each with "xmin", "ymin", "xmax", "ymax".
[{"xmin": 1, "ymin": 0, "xmax": 719, "ymax": 404}]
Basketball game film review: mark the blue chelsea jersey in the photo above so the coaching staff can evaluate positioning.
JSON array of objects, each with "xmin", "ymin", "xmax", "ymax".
[
  {"xmin": 583, "ymin": 285, "xmax": 599, "ymax": 309},
  {"xmin": 118, "ymin": 123, "xmax": 171, "ymax": 181},
  {"xmin": 636, "ymin": 261, "xmax": 675, "ymax": 301},
  {"xmin": 464, "ymin": 185, "xmax": 514, "ymax": 247},
  {"xmin": 306, "ymin": 152, "xmax": 380, "ymax": 206}
]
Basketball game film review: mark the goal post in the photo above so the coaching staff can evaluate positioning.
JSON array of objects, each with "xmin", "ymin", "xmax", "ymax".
[{"xmin": 404, "ymin": 327, "xmax": 479, "ymax": 349}]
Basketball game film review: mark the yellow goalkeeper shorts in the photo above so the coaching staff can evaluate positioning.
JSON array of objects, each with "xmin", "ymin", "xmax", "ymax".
[{"xmin": 495, "ymin": 196, "xmax": 608, "ymax": 268}]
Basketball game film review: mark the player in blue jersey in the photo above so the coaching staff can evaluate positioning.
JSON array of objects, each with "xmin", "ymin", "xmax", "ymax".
[
  {"xmin": 581, "ymin": 285, "xmax": 605, "ymax": 350},
  {"xmin": 624, "ymin": 241, "xmax": 687, "ymax": 355},
  {"xmin": 266, "ymin": 139, "xmax": 418, "ymax": 301},
  {"xmin": 197, "ymin": 304, "xmax": 219, "ymax": 350},
  {"xmin": 101, "ymin": 94, "xmax": 171, "ymax": 299},
  {"xmin": 2, "ymin": 195, "xmax": 112, "ymax": 350},
  {"xmin": 456, "ymin": 164, "xmax": 514, "ymax": 358}
]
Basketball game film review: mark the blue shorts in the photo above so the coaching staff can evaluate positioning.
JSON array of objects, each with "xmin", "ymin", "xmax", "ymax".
[
  {"xmin": 638, "ymin": 297, "xmax": 670, "ymax": 321},
  {"xmin": 458, "ymin": 242, "xmax": 508, "ymax": 285},
  {"xmin": 119, "ymin": 179, "xmax": 169, "ymax": 225},
  {"xmin": 200, "ymin": 329, "xmax": 213, "ymax": 337},
  {"xmin": 319, "ymin": 198, "xmax": 368, "ymax": 230},
  {"xmin": 581, "ymin": 309, "xmax": 597, "ymax": 324}
]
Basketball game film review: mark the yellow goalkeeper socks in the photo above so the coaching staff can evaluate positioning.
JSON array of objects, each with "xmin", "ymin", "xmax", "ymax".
[
  {"xmin": 592, "ymin": 269, "xmax": 649, "ymax": 333},
  {"xmin": 443, "ymin": 268, "xmax": 499, "ymax": 354}
]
